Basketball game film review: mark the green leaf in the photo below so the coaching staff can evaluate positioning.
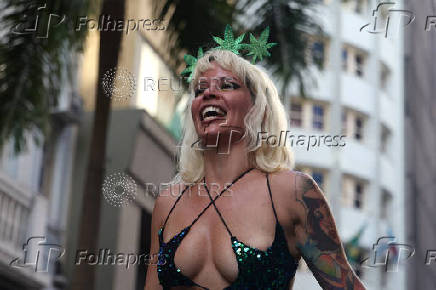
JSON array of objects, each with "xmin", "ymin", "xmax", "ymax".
[
  {"xmin": 244, "ymin": 27, "xmax": 277, "ymax": 64},
  {"xmin": 213, "ymin": 25, "xmax": 246, "ymax": 54}
]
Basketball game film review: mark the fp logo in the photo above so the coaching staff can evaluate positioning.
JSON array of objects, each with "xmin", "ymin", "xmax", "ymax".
[
  {"xmin": 361, "ymin": 236, "xmax": 415, "ymax": 272},
  {"xmin": 360, "ymin": 2, "xmax": 415, "ymax": 38},
  {"xmin": 11, "ymin": 3, "xmax": 66, "ymax": 39},
  {"xmin": 190, "ymin": 123, "xmax": 246, "ymax": 155},
  {"xmin": 9, "ymin": 236, "xmax": 65, "ymax": 272}
]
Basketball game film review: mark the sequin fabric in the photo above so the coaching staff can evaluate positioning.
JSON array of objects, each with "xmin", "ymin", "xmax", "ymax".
[{"xmin": 156, "ymin": 169, "xmax": 299, "ymax": 289}]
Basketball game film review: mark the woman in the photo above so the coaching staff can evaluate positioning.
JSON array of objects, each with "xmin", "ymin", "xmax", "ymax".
[{"xmin": 145, "ymin": 49, "xmax": 366, "ymax": 289}]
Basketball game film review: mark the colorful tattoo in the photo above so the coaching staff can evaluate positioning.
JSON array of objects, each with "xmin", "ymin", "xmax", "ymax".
[{"xmin": 294, "ymin": 172, "xmax": 366, "ymax": 290}]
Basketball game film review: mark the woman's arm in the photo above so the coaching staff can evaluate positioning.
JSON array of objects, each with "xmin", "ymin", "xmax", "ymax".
[{"xmin": 293, "ymin": 172, "xmax": 366, "ymax": 290}]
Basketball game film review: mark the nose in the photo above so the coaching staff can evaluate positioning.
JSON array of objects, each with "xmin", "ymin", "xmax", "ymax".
[{"xmin": 203, "ymin": 86, "xmax": 218, "ymax": 100}]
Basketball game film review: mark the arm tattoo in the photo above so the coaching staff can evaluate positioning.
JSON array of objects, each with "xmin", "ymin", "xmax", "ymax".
[{"xmin": 294, "ymin": 172, "xmax": 366, "ymax": 290}]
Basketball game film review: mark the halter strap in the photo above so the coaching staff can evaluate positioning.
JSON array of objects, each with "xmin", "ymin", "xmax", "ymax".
[
  {"xmin": 203, "ymin": 171, "xmax": 280, "ymax": 239},
  {"xmin": 161, "ymin": 168, "xmax": 255, "ymax": 235},
  {"xmin": 203, "ymin": 168, "xmax": 255, "ymax": 238}
]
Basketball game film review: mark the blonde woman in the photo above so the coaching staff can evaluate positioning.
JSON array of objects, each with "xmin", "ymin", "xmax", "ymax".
[{"xmin": 145, "ymin": 49, "xmax": 366, "ymax": 289}]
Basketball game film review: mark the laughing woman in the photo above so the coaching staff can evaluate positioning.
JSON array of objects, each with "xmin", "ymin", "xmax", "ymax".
[{"xmin": 144, "ymin": 45, "xmax": 366, "ymax": 289}]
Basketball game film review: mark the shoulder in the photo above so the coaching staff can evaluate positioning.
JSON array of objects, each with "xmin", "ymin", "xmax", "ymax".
[
  {"xmin": 267, "ymin": 170, "xmax": 326, "ymax": 224},
  {"xmin": 152, "ymin": 183, "xmax": 190, "ymax": 227}
]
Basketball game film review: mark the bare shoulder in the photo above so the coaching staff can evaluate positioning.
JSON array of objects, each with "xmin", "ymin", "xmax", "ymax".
[
  {"xmin": 267, "ymin": 170, "xmax": 327, "ymax": 225},
  {"xmin": 153, "ymin": 183, "xmax": 189, "ymax": 227},
  {"xmin": 266, "ymin": 170, "xmax": 304, "ymax": 224}
]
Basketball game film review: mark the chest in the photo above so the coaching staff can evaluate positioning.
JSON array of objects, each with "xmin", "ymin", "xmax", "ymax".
[{"xmin": 160, "ymin": 187, "xmax": 301, "ymax": 285}]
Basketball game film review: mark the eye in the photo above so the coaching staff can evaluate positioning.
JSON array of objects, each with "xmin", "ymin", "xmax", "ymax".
[
  {"xmin": 194, "ymin": 82, "xmax": 208, "ymax": 97},
  {"xmin": 221, "ymin": 81, "xmax": 240, "ymax": 91},
  {"xmin": 194, "ymin": 88, "xmax": 205, "ymax": 97}
]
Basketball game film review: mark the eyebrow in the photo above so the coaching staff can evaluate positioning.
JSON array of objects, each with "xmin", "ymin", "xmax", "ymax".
[{"xmin": 198, "ymin": 76, "xmax": 243, "ymax": 86}]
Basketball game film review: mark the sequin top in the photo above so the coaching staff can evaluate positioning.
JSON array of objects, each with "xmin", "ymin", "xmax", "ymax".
[{"xmin": 157, "ymin": 169, "xmax": 300, "ymax": 289}]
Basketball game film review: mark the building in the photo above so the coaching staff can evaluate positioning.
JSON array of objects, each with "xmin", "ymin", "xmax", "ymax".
[
  {"xmin": 288, "ymin": 0, "xmax": 406, "ymax": 289},
  {"xmin": 0, "ymin": 48, "xmax": 82, "ymax": 289},
  {"xmin": 404, "ymin": 0, "xmax": 436, "ymax": 289},
  {"xmin": 64, "ymin": 0, "xmax": 184, "ymax": 289}
]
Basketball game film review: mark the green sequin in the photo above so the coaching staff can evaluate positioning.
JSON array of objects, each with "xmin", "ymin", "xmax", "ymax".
[{"xmin": 157, "ymin": 170, "xmax": 299, "ymax": 289}]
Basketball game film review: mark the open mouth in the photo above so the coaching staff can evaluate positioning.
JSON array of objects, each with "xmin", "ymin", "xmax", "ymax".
[{"xmin": 200, "ymin": 105, "xmax": 227, "ymax": 121}]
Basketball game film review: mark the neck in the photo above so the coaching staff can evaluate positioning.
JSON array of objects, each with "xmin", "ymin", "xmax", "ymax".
[{"xmin": 203, "ymin": 142, "xmax": 251, "ymax": 189}]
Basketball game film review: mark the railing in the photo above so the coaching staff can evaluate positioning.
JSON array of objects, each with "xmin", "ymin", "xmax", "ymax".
[{"xmin": 0, "ymin": 188, "xmax": 30, "ymax": 255}]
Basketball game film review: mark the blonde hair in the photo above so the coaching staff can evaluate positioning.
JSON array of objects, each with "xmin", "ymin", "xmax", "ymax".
[{"xmin": 175, "ymin": 49, "xmax": 294, "ymax": 184}]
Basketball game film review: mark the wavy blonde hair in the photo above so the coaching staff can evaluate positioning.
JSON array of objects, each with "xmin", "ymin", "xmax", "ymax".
[{"xmin": 175, "ymin": 49, "xmax": 294, "ymax": 184}]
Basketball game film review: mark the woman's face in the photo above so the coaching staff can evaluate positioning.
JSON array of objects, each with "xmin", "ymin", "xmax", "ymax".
[{"xmin": 191, "ymin": 62, "xmax": 253, "ymax": 146}]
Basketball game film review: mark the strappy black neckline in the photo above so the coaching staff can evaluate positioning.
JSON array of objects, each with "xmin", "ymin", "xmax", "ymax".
[
  {"xmin": 157, "ymin": 168, "xmax": 299, "ymax": 289},
  {"xmin": 159, "ymin": 167, "xmax": 255, "ymax": 241}
]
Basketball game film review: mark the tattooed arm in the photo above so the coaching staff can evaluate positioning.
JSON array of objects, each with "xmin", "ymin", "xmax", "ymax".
[{"xmin": 293, "ymin": 172, "xmax": 366, "ymax": 290}]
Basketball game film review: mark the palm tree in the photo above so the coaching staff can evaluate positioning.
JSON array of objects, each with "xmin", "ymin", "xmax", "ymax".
[
  {"xmin": 71, "ymin": 0, "xmax": 126, "ymax": 289},
  {"xmin": 0, "ymin": 0, "xmax": 90, "ymax": 152},
  {"xmin": 154, "ymin": 0, "xmax": 324, "ymax": 98}
]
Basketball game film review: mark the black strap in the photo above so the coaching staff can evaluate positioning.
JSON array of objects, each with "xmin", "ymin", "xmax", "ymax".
[
  {"xmin": 266, "ymin": 173, "xmax": 279, "ymax": 222},
  {"xmin": 203, "ymin": 168, "xmax": 255, "ymax": 238},
  {"xmin": 162, "ymin": 168, "xmax": 255, "ymax": 236},
  {"xmin": 161, "ymin": 184, "xmax": 192, "ymax": 231}
]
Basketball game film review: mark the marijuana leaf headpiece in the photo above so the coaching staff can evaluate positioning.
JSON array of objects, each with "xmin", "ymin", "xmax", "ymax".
[{"xmin": 181, "ymin": 25, "xmax": 277, "ymax": 83}]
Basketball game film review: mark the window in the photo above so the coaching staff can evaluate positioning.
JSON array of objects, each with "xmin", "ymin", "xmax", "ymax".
[
  {"xmin": 312, "ymin": 171, "xmax": 324, "ymax": 189},
  {"xmin": 355, "ymin": 53, "xmax": 365, "ymax": 77},
  {"xmin": 355, "ymin": 0, "xmax": 366, "ymax": 14},
  {"xmin": 342, "ymin": 48, "xmax": 348, "ymax": 71},
  {"xmin": 313, "ymin": 105, "xmax": 325, "ymax": 130},
  {"xmin": 290, "ymin": 102, "xmax": 303, "ymax": 128},
  {"xmin": 381, "ymin": 190, "xmax": 393, "ymax": 220},
  {"xmin": 354, "ymin": 116, "xmax": 364, "ymax": 141},
  {"xmin": 354, "ymin": 182, "xmax": 364, "ymax": 209},
  {"xmin": 380, "ymin": 63, "xmax": 390, "ymax": 91},
  {"xmin": 342, "ymin": 110, "xmax": 348, "ymax": 136},
  {"xmin": 311, "ymin": 41, "xmax": 325, "ymax": 69},
  {"xmin": 380, "ymin": 125, "xmax": 391, "ymax": 154}
]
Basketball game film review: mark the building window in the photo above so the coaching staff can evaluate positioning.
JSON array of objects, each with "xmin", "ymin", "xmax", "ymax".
[
  {"xmin": 312, "ymin": 171, "xmax": 324, "ymax": 189},
  {"xmin": 354, "ymin": 116, "xmax": 364, "ymax": 141},
  {"xmin": 355, "ymin": 53, "xmax": 365, "ymax": 77},
  {"xmin": 313, "ymin": 105, "xmax": 325, "ymax": 130},
  {"xmin": 342, "ymin": 48, "xmax": 348, "ymax": 71},
  {"xmin": 290, "ymin": 102, "xmax": 303, "ymax": 128},
  {"xmin": 380, "ymin": 125, "xmax": 391, "ymax": 154},
  {"xmin": 380, "ymin": 63, "xmax": 390, "ymax": 91},
  {"xmin": 311, "ymin": 41, "xmax": 325, "ymax": 69},
  {"xmin": 381, "ymin": 190, "xmax": 393, "ymax": 220},
  {"xmin": 354, "ymin": 182, "xmax": 364, "ymax": 209},
  {"xmin": 355, "ymin": 0, "xmax": 367, "ymax": 14},
  {"xmin": 342, "ymin": 110, "xmax": 348, "ymax": 136}
]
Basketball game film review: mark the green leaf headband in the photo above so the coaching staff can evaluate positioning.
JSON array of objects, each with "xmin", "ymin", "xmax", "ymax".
[{"xmin": 181, "ymin": 25, "xmax": 277, "ymax": 83}]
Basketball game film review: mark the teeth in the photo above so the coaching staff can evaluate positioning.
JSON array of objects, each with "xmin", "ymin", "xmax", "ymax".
[{"xmin": 201, "ymin": 106, "xmax": 226, "ymax": 120}]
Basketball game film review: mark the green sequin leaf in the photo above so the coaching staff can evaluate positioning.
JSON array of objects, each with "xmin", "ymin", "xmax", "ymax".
[
  {"xmin": 245, "ymin": 27, "xmax": 277, "ymax": 64},
  {"xmin": 181, "ymin": 47, "xmax": 204, "ymax": 83},
  {"xmin": 213, "ymin": 24, "xmax": 246, "ymax": 55}
]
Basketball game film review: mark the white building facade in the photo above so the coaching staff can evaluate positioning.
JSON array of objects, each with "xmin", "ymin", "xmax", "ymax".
[{"xmin": 290, "ymin": 0, "xmax": 406, "ymax": 289}]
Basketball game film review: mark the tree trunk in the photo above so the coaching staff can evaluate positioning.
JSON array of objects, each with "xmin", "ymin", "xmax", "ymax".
[{"xmin": 71, "ymin": 0, "xmax": 125, "ymax": 289}]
